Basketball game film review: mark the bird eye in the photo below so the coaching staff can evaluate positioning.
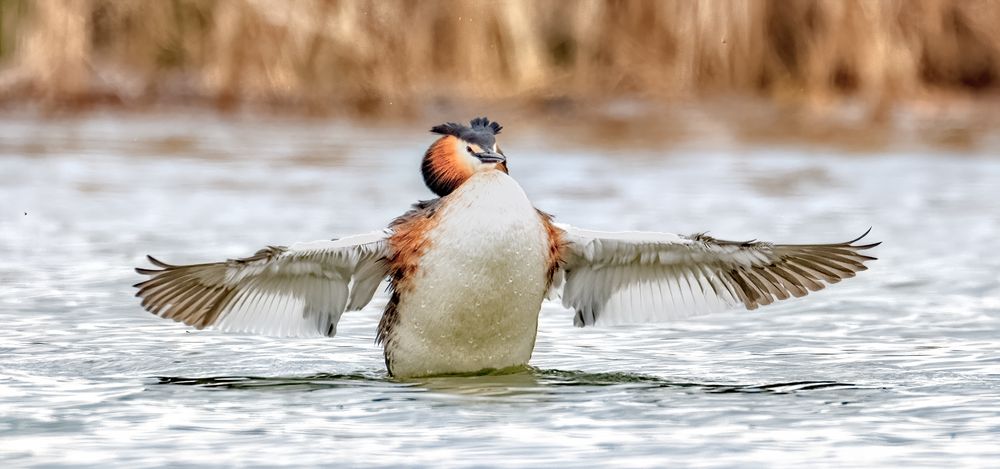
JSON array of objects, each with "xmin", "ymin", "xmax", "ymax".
[{"xmin": 466, "ymin": 146, "xmax": 474, "ymax": 154}]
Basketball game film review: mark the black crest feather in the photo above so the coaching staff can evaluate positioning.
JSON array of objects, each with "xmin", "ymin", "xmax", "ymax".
[
  {"xmin": 429, "ymin": 122, "xmax": 465, "ymax": 136},
  {"xmin": 469, "ymin": 117, "xmax": 502, "ymax": 135},
  {"xmin": 430, "ymin": 117, "xmax": 502, "ymax": 147}
]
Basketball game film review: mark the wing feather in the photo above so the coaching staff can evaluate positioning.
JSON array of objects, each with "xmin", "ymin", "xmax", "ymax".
[
  {"xmin": 557, "ymin": 225, "xmax": 878, "ymax": 326},
  {"xmin": 134, "ymin": 229, "xmax": 391, "ymax": 337}
]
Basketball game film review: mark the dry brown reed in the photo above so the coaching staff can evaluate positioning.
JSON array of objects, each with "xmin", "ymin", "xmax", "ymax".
[{"xmin": 0, "ymin": 0, "xmax": 998, "ymax": 114}]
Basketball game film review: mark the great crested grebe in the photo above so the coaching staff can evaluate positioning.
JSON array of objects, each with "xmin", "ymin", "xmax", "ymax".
[{"xmin": 134, "ymin": 117, "xmax": 878, "ymax": 378}]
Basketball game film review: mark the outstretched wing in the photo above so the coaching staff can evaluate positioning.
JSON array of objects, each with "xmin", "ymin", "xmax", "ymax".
[
  {"xmin": 134, "ymin": 230, "xmax": 390, "ymax": 337},
  {"xmin": 557, "ymin": 225, "xmax": 878, "ymax": 327}
]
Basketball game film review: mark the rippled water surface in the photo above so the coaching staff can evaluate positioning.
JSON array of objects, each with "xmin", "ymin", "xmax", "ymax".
[{"xmin": 2, "ymin": 113, "xmax": 999, "ymax": 467}]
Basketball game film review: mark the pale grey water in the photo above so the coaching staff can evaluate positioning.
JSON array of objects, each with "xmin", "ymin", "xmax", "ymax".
[{"xmin": 1, "ymin": 113, "xmax": 998, "ymax": 467}]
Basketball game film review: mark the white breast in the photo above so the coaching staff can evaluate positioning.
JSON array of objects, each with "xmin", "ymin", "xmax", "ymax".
[{"xmin": 388, "ymin": 171, "xmax": 551, "ymax": 377}]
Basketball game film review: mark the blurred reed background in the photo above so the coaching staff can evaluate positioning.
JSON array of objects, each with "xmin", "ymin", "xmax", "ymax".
[{"xmin": 0, "ymin": 0, "xmax": 998, "ymax": 119}]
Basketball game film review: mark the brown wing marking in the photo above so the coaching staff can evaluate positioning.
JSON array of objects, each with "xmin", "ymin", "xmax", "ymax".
[
  {"xmin": 377, "ymin": 199, "xmax": 445, "ymax": 374},
  {"xmin": 537, "ymin": 209, "xmax": 566, "ymax": 290}
]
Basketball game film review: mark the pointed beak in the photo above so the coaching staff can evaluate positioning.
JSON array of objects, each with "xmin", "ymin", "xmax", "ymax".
[{"xmin": 474, "ymin": 150, "xmax": 505, "ymax": 164}]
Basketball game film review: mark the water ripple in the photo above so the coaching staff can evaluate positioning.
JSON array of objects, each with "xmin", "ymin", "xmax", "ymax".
[{"xmin": 2, "ymin": 114, "xmax": 999, "ymax": 467}]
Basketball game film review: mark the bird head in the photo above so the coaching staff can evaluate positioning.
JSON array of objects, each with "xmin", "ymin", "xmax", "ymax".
[{"xmin": 421, "ymin": 117, "xmax": 506, "ymax": 196}]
